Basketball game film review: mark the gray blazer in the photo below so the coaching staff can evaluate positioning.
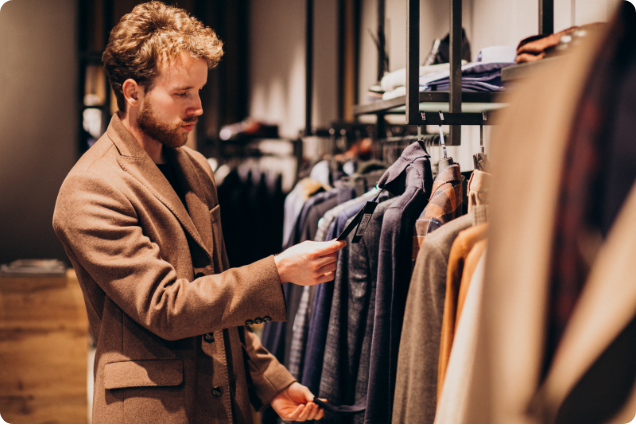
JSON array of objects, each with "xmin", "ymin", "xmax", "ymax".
[
  {"xmin": 318, "ymin": 198, "xmax": 396, "ymax": 423},
  {"xmin": 392, "ymin": 214, "xmax": 474, "ymax": 424}
]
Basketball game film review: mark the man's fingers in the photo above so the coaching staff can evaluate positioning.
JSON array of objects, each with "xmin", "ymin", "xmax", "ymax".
[
  {"xmin": 317, "ymin": 271, "xmax": 335, "ymax": 284},
  {"xmin": 306, "ymin": 402, "xmax": 319, "ymax": 421},
  {"xmin": 287, "ymin": 404, "xmax": 303, "ymax": 421},
  {"xmin": 297, "ymin": 403, "xmax": 312, "ymax": 422},
  {"xmin": 316, "ymin": 261, "xmax": 337, "ymax": 276},
  {"xmin": 316, "ymin": 253, "xmax": 338, "ymax": 267},
  {"xmin": 317, "ymin": 240, "xmax": 347, "ymax": 256},
  {"xmin": 315, "ymin": 407, "xmax": 325, "ymax": 420}
]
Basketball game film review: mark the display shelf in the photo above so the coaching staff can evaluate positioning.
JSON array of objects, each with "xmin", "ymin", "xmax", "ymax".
[
  {"xmin": 352, "ymin": 0, "xmax": 553, "ymax": 143},
  {"xmin": 353, "ymin": 92, "xmax": 503, "ymax": 116}
]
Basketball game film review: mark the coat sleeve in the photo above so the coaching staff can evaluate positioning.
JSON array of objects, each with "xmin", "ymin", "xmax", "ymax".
[
  {"xmin": 241, "ymin": 326, "xmax": 296, "ymax": 411},
  {"xmin": 53, "ymin": 169, "xmax": 287, "ymax": 341}
]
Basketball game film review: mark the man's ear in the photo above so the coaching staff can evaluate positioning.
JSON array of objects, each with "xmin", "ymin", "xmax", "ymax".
[{"xmin": 122, "ymin": 79, "xmax": 144, "ymax": 109}]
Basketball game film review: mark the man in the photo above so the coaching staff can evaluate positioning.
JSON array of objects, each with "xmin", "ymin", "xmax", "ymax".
[{"xmin": 53, "ymin": 2, "xmax": 344, "ymax": 423}]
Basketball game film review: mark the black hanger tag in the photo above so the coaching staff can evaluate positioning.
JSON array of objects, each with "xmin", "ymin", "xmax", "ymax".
[{"xmin": 337, "ymin": 200, "xmax": 378, "ymax": 243}]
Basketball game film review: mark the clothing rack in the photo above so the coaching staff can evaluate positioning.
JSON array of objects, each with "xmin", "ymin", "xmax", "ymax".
[{"xmin": 352, "ymin": 0, "xmax": 555, "ymax": 145}]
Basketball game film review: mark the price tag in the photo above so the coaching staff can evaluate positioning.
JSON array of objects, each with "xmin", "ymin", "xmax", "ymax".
[{"xmin": 337, "ymin": 200, "xmax": 379, "ymax": 243}]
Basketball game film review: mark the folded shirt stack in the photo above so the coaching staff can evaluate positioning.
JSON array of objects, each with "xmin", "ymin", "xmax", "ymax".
[
  {"xmin": 381, "ymin": 46, "xmax": 515, "ymax": 100},
  {"xmin": 380, "ymin": 62, "xmax": 463, "ymax": 93}
]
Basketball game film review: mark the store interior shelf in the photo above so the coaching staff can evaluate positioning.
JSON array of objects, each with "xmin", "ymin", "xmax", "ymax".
[{"xmin": 353, "ymin": 91, "xmax": 505, "ymax": 116}]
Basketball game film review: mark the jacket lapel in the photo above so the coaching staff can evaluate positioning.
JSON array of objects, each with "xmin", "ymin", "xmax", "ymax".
[
  {"xmin": 533, "ymin": 180, "xmax": 636, "ymax": 421},
  {"xmin": 106, "ymin": 115, "xmax": 212, "ymax": 263},
  {"xmin": 168, "ymin": 147, "xmax": 215, "ymax": 260}
]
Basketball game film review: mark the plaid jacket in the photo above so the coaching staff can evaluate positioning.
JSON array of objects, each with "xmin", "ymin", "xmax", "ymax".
[{"xmin": 413, "ymin": 163, "xmax": 463, "ymax": 261}]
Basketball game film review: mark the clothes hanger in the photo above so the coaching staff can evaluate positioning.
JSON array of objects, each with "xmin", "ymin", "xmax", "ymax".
[
  {"xmin": 437, "ymin": 111, "xmax": 454, "ymax": 171},
  {"xmin": 473, "ymin": 111, "xmax": 490, "ymax": 172}
]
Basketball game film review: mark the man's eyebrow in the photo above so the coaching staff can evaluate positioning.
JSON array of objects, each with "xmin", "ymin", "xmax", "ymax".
[{"xmin": 174, "ymin": 84, "xmax": 206, "ymax": 91}]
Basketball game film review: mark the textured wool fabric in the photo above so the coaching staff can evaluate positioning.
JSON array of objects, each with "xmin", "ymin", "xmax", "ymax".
[
  {"xmin": 319, "ymin": 199, "xmax": 396, "ymax": 424},
  {"xmin": 377, "ymin": 140, "xmax": 432, "ymax": 195},
  {"xmin": 366, "ymin": 146, "xmax": 434, "ymax": 423},
  {"xmin": 53, "ymin": 114, "xmax": 295, "ymax": 423},
  {"xmin": 392, "ymin": 214, "xmax": 473, "ymax": 424},
  {"xmin": 301, "ymin": 194, "xmax": 387, "ymax": 399},
  {"xmin": 437, "ymin": 224, "xmax": 488, "ymax": 401},
  {"xmin": 288, "ymin": 189, "xmax": 382, "ymax": 383}
]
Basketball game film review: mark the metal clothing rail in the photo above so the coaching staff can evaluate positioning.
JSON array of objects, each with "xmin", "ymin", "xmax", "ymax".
[{"xmin": 305, "ymin": 0, "xmax": 314, "ymax": 137}]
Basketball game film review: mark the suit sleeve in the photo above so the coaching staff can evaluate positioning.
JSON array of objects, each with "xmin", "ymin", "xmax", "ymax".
[
  {"xmin": 241, "ymin": 326, "xmax": 296, "ymax": 411},
  {"xmin": 53, "ymin": 170, "xmax": 286, "ymax": 341}
]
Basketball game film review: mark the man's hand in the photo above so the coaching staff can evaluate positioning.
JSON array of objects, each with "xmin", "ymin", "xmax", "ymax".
[
  {"xmin": 274, "ymin": 239, "xmax": 346, "ymax": 286},
  {"xmin": 270, "ymin": 382, "xmax": 325, "ymax": 422}
]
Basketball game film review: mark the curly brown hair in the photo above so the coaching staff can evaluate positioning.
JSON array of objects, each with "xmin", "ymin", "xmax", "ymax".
[{"xmin": 102, "ymin": 1, "xmax": 224, "ymax": 112}]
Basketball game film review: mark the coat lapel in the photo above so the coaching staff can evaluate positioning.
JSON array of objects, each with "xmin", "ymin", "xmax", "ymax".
[
  {"xmin": 168, "ymin": 147, "xmax": 215, "ymax": 261},
  {"xmin": 533, "ymin": 180, "xmax": 636, "ymax": 421},
  {"xmin": 106, "ymin": 115, "xmax": 212, "ymax": 263}
]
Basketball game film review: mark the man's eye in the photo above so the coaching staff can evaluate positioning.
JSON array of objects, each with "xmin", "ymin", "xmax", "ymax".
[{"xmin": 177, "ymin": 92, "xmax": 187, "ymax": 97}]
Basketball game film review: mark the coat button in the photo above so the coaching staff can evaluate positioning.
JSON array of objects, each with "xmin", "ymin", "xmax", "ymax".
[
  {"xmin": 203, "ymin": 333, "xmax": 214, "ymax": 343},
  {"xmin": 195, "ymin": 272, "xmax": 205, "ymax": 279},
  {"xmin": 263, "ymin": 316, "xmax": 272, "ymax": 322},
  {"xmin": 211, "ymin": 386, "xmax": 223, "ymax": 397},
  {"xmin": 254, "ymin": 317, "xmax": 263, "ymax": 324},
  {"xmin": 245, "ymin": 319, "xmax": 254, "ymax": 326}
]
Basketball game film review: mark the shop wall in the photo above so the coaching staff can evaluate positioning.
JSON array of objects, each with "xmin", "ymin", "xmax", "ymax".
[
  {"xmin": 248, "ymin": 0, "xmax": 338, "ymax": 138},
  {"xmin": 0, "ymin": 0, "xmax": 78, "ymax": 265}
]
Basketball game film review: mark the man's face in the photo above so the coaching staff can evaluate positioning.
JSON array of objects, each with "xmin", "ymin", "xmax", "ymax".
[{"xmin": 137, "ymin": 54, "xmax": 207, "ymax": 148}]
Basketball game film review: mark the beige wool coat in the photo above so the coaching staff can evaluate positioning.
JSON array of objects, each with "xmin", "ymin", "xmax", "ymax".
[
  {"xmin": 458, "ymin": 10, "xmax": 636, "ymax": 424},
  {"xmin": 53, "ymin": 114, "xmax": 295, "ymax": 423}
]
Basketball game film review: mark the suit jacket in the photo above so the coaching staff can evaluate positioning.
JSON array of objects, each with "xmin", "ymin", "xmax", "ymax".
[
  {"xmin": 319, "ymin": 198, "xmax": 396, "ymax": 424},
  {"xmin": 392, "ymin": 214, "xmax": 473, "ymax": 424},
  {"xmin": 368, "ymin": 141, "xmax": 433, "ymax": 423},
  {"xmin": 53, "ymin": 115, "xmax": 295, "ymax": 424},
  {"xmin": 462, "ymin": 7, "xmax": 636, "ymax": 423}
]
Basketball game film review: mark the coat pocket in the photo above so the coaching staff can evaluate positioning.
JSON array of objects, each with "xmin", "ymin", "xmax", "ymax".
[{"xmin": 103, "ymin": 359, "xmax": 183, "ymax": 390}]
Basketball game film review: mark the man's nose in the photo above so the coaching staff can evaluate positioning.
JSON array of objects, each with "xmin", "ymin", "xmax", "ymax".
[{"xmin": 189, "ymin": 93, "xmax": 203, "ymax": 116}]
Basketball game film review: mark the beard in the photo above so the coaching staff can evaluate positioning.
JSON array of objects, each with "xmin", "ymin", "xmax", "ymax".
[{"xmin": 137, "ymin": 97, "xmax": 196, "ymax": 149}]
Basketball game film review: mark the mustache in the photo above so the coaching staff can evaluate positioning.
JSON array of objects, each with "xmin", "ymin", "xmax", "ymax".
[{"xmin": 181, "ymin": 117, "xmax": 198, "ymax": 125}]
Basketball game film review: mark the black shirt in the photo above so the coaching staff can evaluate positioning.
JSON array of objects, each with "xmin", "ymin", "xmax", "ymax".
[{"xmin": 157, "ymin": 162, "xmax": 189, "ymax": 212}]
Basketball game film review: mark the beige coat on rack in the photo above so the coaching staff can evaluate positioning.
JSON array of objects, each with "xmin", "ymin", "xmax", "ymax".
[{"xmin": 458, "ymin": 11, "xmax": 636, "ymax": 424}]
